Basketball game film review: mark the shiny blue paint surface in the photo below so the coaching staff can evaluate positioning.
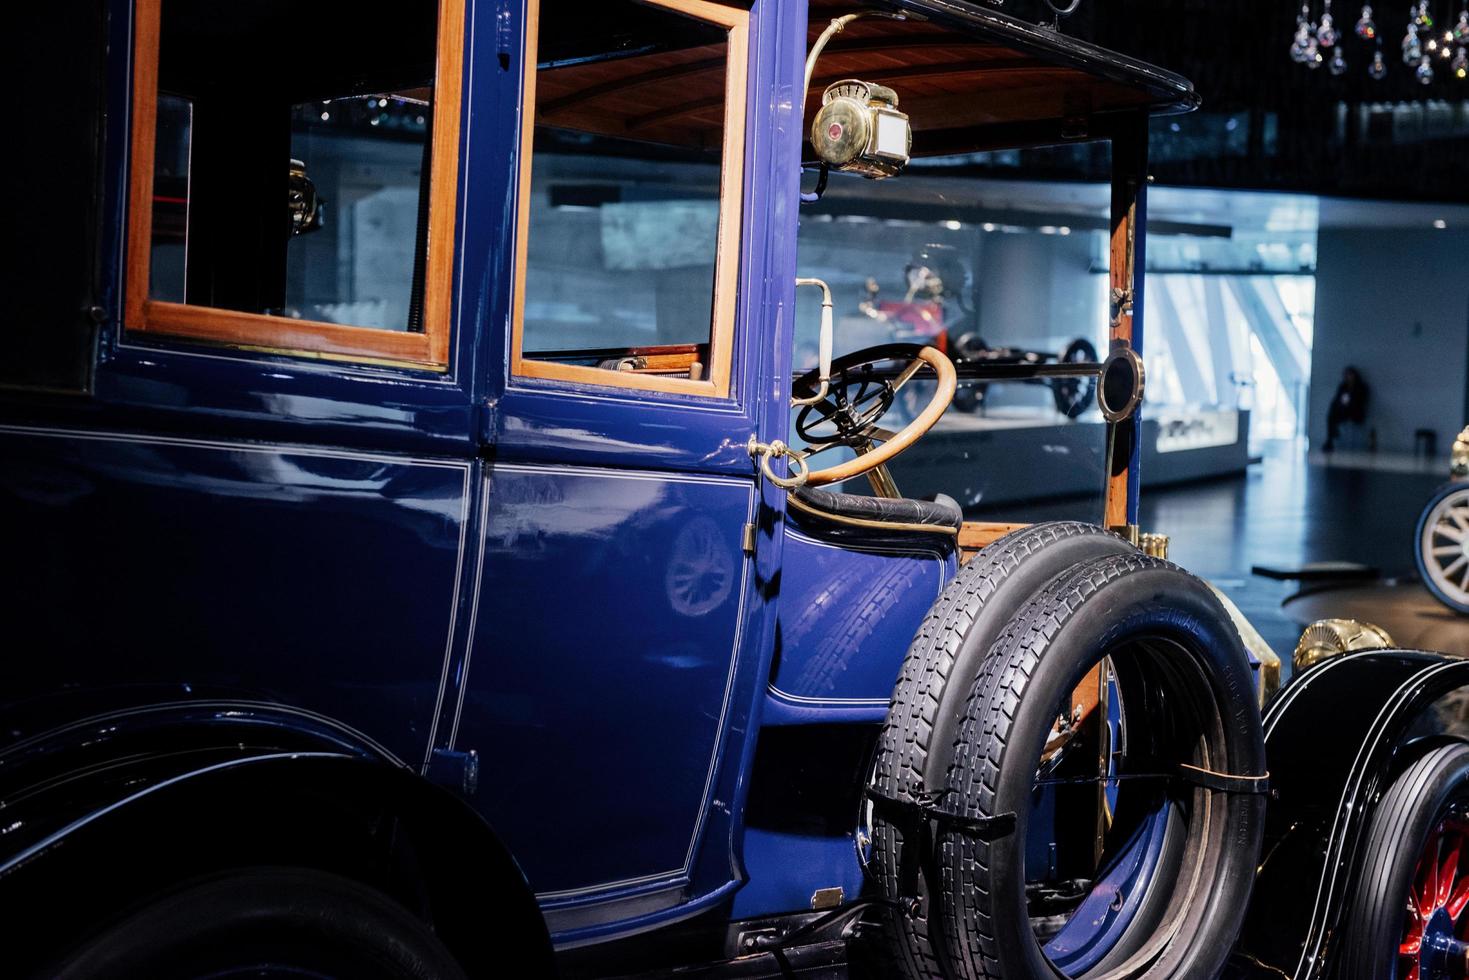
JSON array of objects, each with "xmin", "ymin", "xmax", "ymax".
[
  {"xmin": 0, "ymin": 0, "xmax": 1160, "ymax": 957},
  {"xmin": 766, "ymin": 524, "xmax": 954, "ymax": 721},
  {"xmin": 731, "ymin": 829, "xmax": 866, "ymax": 919},
  {"xmin": 0, "ymin": 425, "xmax": 469, "ymax": 768},
  {"xmin": 461, "ymin": 463, "xmax": 755, "ymax": 898},
  {"xmin": 1044, "ymin": 801, "xmax": 1169, "ymax": 973},
  {"xmin": 1420, "ymin": 907, "xmax": 1469, "ymax": 980},
  {"xmin": 1, "ymin": 0, "xmax": 815, "ymax": 952}
]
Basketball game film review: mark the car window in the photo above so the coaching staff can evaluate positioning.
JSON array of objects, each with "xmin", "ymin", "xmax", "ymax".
[
  {"xmin": 126, "ymin": 0, "xmax": 464, "ymax": 368},
  {"xmin": 510, "ymin": 0, "xmax": 748, "ymax": 398}
]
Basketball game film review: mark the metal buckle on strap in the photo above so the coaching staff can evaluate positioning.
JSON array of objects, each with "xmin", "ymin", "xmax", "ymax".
[
  {"xmin": 864, "ymin": 786, "xmax": 1018, "ymax": 842},
  {"xmin": 864, "ymin": 785, "xmax": 1016, "ymax": 915}
]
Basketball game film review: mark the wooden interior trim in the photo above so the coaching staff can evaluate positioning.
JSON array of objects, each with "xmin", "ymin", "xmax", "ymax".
[
  {"xmin": 619, "ymin": 350, "xmax": 702, "ymax": 372},
  {"xmin": 509, "ymin": 0, "xmax": 747, "ymax": 400},
  {"xmin": 520, "ymin": 360, "xmax": 721, "ymax": 395},
  {"xmin": 538, "ymin": 56, "xmax": 726, "ymax": 116},
  {"xmin": 958, "ymin": 521, "xmax": 1029, "ymax": 550},
  {"xmin": 124, "ymin": 0, "xmax": 161, "ymax": 334},
  {"xmin": 1104, "ymin": 158, "xmax": 1141, "ymax": 528},
  {"xmin": 141, "ymin": 300, "xmax": 435, "ymax": 363},
  {"xmin": 654, "ymin": 61, "xmax": 1055, "ymax": 132},
  {"xmin": 425, "ymin": 0, "xmax": 465, "ymax": 366},
  {"xmin": 819, "ymin": 36, "xmax": 1004, "ymax": 56},
  {"xmin": 810, "ymin": 59, "xmax": 1052, "ymax": 91},
  {"xmin": 123, "ymin": 0, "xmax": 466, "ymax": 370}
]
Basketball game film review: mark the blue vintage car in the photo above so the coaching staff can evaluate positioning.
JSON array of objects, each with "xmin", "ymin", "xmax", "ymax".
[{"xmin": 6, "ymin": 1, "xmax": 1469, "ymax": 977}]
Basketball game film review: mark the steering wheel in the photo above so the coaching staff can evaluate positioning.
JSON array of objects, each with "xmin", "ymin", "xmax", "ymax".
[{"xmin": 791, "ymin": 343, "xmax": 956, "ymax": 491}]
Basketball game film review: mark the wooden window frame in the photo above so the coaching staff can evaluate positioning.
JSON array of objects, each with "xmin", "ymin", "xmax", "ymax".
[
  {"xmin": 509, "ymin": 0, "xmax": 748, "ymax": 399},
  {"xmin": 124, "ymin": 0, "xmax": 465, "ymax": 371}
]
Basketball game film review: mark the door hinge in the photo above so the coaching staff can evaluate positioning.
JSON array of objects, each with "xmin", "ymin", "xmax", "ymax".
[
  {"xmin": 495, "ymin": 0, "xmax": 514, "ymax": 70},
  {"xmin": 742, "ymin": 522, "xmax": 758, "ymax": 555},
  {"xmin": 427, "ymin": 747, "xmax": 480, "ymax": 798}
]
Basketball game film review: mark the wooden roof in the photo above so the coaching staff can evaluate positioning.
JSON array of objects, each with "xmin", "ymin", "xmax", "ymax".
[
  {"xmin": 536, "ymin": 44, "xmax": 730, "ymax": 152},
  {"xmin": 534, "ymin": 0, "xmax": 1196, "ymax": 155}
]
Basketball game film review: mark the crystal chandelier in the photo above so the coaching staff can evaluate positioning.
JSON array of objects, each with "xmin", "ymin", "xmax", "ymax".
[{"xmin": 1292, "ymin": 0, "xmax": 1469, "ymax": 81}]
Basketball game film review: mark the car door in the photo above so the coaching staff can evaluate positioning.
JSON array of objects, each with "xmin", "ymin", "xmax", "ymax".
[
  {"xmin": 0, "ymin": 0, "xmax": 482, "ymax": 765},
  {"xmin": 440, "ymin": 0, "xmax": 787, "ymax": 936}
]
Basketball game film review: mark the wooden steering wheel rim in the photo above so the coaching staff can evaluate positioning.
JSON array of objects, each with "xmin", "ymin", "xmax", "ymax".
[{"xmin": 804, "ymin": 345, "xmax": 956, "ymax": 487}]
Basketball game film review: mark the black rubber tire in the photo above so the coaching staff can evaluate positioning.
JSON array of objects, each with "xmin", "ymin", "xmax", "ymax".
[
  {"xmin": 940, "ymin": 553, "xmax": 1266, "ymax": 979},
  {"xmin": 1339, "ymin": 741, "xmax": 1469, "ymax": 979},
  {"xmin": 867, "ymin": 523, "xmax": 1137, "ymax": 979},
  {"xmin": 1050, "ymin": 339, "xmax": 1098, "ymax": 419},
  {"xmin": 51, "ymin": 867, "xmax": 469, "ymax": 980}
]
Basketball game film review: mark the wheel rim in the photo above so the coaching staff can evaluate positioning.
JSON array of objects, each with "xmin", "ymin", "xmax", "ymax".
[
  {"xmin": 1026, "ymin": 650, "xmax": 1190, "ymax": 976},
  {"xmin": 1400, "ymin": 815, "xmax": 1469, "ymax": 980},
  {"xmin": 1420, "ymin": 489, "xmax": 1469, "ymax": 607}
]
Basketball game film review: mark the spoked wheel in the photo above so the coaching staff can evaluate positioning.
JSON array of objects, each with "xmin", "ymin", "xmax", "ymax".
[
  {"xmin": 1400, "ymin": 815, "xmax": 1469, "ymax": 980},
  {"xmin": 1342, "ymin": 742, "xmax": 1469, "ymax": 980},
  {"xmin": 1416, "ymin": 485, "xmax": 1469, "ymax": 614},
  {"xmin": 1049, "ymin": 339, "xmax": 1097, "ymax": 419}
]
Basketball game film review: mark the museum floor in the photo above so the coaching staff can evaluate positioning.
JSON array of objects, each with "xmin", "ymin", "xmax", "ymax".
[
  {"xmin": 1157, "ymin": 442, "xmax": 1455, "ymax": 673},
  {"xmin": 994, "ymin": 439, "xmax": 1458, "ymax": 678}
]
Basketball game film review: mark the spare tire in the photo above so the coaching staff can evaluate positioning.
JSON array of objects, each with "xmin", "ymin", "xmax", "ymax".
[
  {"xmin": 866, "ymin": 523, "xmax": 1136, "ymax": 979},
  {"xmin": 940, "ymin": 553, "xmax": 1266, "ymax": 979}
]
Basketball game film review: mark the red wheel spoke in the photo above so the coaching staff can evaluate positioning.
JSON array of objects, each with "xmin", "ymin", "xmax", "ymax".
[
  {"xmin": 1440, "ymin": 835, "xmax": 1463, "ymax": 909},
  {"xmin": 1420, "ymin": 831, "xmax": 1442, "ymax": 914},
  {"xmin": 1402, "ymin": 916, "xmax": 1424, "ymax": 956},
  {"xmin": 1399, "ymin": 819, "xmax": 1469, "ymax": 977},
  {"xmin": 1450, "ymin": 874, "xmax": 1469, "ymax": 920}
]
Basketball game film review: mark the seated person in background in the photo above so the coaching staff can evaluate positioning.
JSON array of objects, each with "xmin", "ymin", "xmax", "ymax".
[{"xmin": 1324, "ymin": 366, "xmax": 1369, "ymax": 452}]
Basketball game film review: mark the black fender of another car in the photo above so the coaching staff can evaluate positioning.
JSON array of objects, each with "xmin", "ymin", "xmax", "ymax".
[
  {"xmin": 1227, "ymin": 650, "xmax": 1469, "ymax": 979},
  {"xmin": 0, "ymin": 699, "xmax": 553, "ymax": 978}
]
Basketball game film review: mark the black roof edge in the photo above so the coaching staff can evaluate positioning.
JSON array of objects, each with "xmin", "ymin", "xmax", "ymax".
[{"xmin": 873, "ymin": 0, "xmax": 1201, "ymax": 117}]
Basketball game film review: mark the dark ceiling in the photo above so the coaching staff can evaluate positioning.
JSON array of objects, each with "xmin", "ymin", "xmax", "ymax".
[{"xmin": 919, "ymin": 0, "xmax": 1469, "ymax": 203}]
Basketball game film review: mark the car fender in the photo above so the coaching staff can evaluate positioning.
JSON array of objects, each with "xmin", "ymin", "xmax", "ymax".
[
  {"xmin": 1230, "ymin": 650, "xmax": 1469, "ymax": 979},
  {"xmin": 0, "ymin": 699, "xmax": 553, "ymax": 977}
]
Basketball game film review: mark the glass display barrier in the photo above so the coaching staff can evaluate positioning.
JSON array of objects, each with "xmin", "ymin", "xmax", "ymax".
[{"xmin": 791, "ymin": 152, "xmax": 1114, "ymax": 524}]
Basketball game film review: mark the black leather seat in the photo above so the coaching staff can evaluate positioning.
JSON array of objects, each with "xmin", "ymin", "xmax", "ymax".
[{"xmin": 789, "ymin": 485, "xmax": 963, "ymax": 536}]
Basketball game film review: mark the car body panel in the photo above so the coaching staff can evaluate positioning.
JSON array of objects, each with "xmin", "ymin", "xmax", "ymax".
[
  {"xmin": 0, "ymin": 424, "xmax": 471, "ymax": 768},
  {"xmin": 1229, "ymin": 650, "xmax": 1469, "ymax": 979},
  {"xmin": 765, "ymin": 523, "xmax": 955, "ymax": 724},
  {"xmin": 0, "ymin": 0, "xmax": 1243, "ymax": 964}
]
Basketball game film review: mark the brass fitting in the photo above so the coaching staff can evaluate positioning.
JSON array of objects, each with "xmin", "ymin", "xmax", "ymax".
[
  {"xmin": 1452, "ymin": 425, "xmax": 1469, "ymax": 478},
  {"xmin": 1293, "ymin": 619, "xmax": 1395, "ymax": 674},
  {"xmin": 1139, "ymin": 533, "xmax": 1169, "ymax": 560}
]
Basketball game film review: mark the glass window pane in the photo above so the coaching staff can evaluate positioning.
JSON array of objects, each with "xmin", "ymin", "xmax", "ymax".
[
  {"xmin": 520, "ymin": 0, "xmax": 729, "ymax": 375},
  {"xmin": 794, "ymin": 146, "xmax": 1113, "ymax": 524},
  {"xmin": 150, "ymin": 0, "xmax": 440, "ymax": 332},
  {"xmin": 149, "ymin": 93, "xmax": 192, "ymax": 303}
]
